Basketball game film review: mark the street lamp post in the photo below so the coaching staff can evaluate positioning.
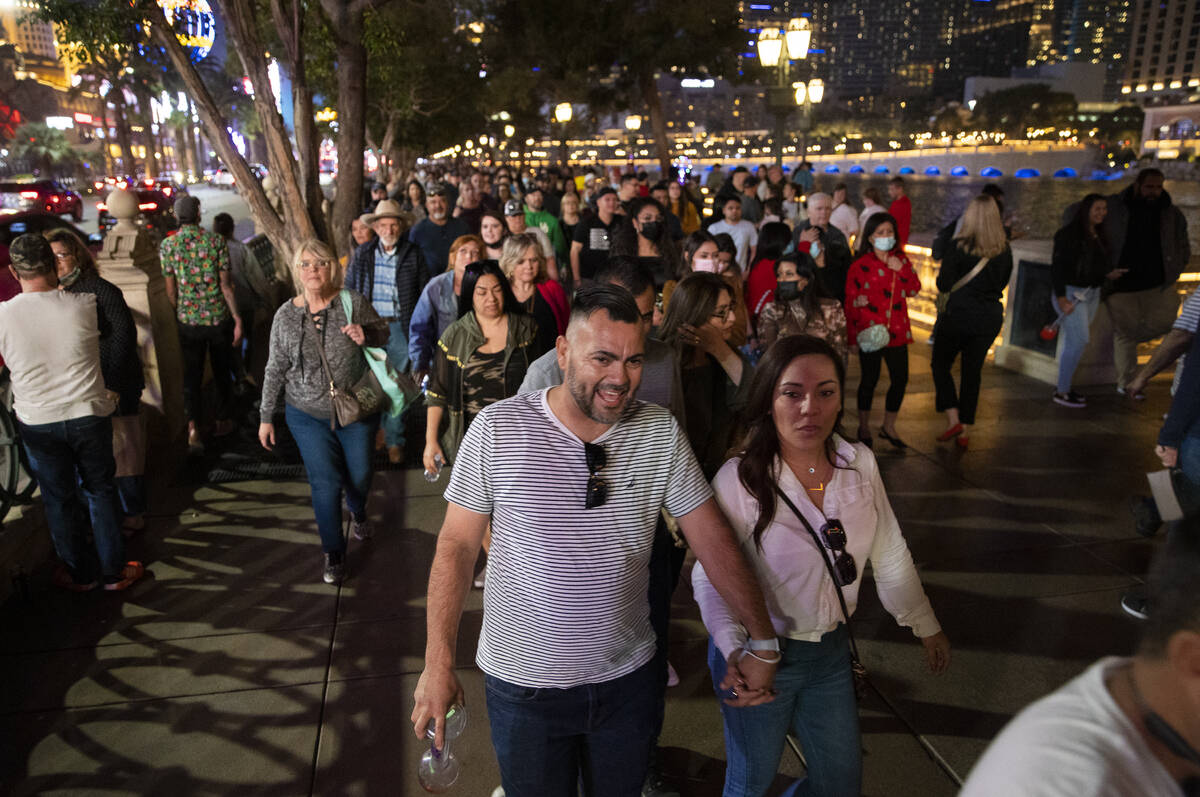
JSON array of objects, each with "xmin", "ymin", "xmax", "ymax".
[
  {"xmin": 624, "ymin": 114, "xmax": 642, "ymax": 166},
  {"xmin": 554, "ymin": 102, "xmax": 572, "ymax": 166},
  {"xmin": 758, "ymin": 17, "xmax": 822, "ymax": 166}
]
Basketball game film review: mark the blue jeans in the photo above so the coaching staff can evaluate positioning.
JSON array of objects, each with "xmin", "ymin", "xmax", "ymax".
[
  {"xmin": 382, "ymin": 321, "xmax": 411, "ymax": 448},
  {"xmin": 485, "ymin": 660, "xmax": 658, "ymax": 796},
  {"xmin": 1053, "ymin": 286, "xmax": 1101, "ymax": 394},
  {"xmin": 284, "ymin": 404, "xmax": 377, "ymax": 555},
  {"xmin": 19, "ymin": 414, "xmax": 124, "ymax": 583},
  {"xmin": 116, "ymin": 475, "xmax": 146, "ymax": 518},
  {"xmin": 708, "ymin": 626, "xmax": 861, "ymax": 797}
]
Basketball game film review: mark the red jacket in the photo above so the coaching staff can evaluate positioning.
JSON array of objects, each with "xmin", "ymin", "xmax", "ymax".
[
  {"xmin": 889, "ymin": 195, "xmax": 911, "ymax": 248},
  {"xmin": 844, "ymin": 250, "xmax": 920, "ymax": 348},
  {"xmin": 536, "ymin": 279, "xmax": 569, "ymax": 336}
]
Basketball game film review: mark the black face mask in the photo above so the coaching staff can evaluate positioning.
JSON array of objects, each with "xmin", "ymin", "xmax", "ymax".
[
  {"xmin": 639, "ymin": 221, "xmax": 662, "ymax": 241},
  {"xmin": 776, "ymin": 280, "xmax": 801, "ymax": 301}
]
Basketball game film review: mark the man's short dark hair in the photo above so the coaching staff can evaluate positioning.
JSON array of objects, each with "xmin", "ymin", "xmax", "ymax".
[
  {"xmin": 619, "ymin": 173, "xmax": 638, "ymax": 187},
  {"xmin": 889, "ymin": 176, "xmax": 906, "ymax": 188},
  {"xmin": 1141, "ymin": 518, "xmax": 1200, "ymax": 657},
  {"xmin": 213, "ymin": 212, "xmax": 235, "ymax": 239},
  {"xmin": 650, "ymin": 181, "xmax": 669, "ymax": 195},
  {"xmin": 594, "ymin": 256, "xmax": 655, "ymax": 299},
  {"xmin": 568, "ymin": 283, "xmax": 641, "ymax": 329},
  {"xmin": 1136, "ymin": 167, "xmax": 1165, "ymax": 186},
  {"xmin": 833, "ymin": 183, "xmax": 848, "ymax": 193},
  {"xmin": 723, "ymin": 195, "xmax": 743, "ymax": 207}
]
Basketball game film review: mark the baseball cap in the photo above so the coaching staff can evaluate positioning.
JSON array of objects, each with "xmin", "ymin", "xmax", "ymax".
[
  {"xmin": 372, "ymin": 182, "xmax": 387, "ymax": 192},
  {"xmin": 426, "ymin": 182, "xmax": 449, "ymax": 197},
  {"xmin": 174, "ymin": 195, "xmax": 201, "ymax": 221},
  {"xmin": 503, "ymin": 198, "xmax": 523, "ymax": 216},
  {"xmin": 9, "ymin": 233, "xmax": 53, "ymax": 272},
  {"xmin": 594, "ymin": 187, "xmax": 618, "ymax": 201}
]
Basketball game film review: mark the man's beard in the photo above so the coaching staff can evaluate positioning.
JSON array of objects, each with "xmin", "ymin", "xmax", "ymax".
[
  {"xmin": 430, "ymin": 209, "xmax": 447, "ymax": 221},
  {"xmin": 565, "ymin": 366, "xmax": 633, "ymax": 425},
  {"xmin": 379, "ymin": 234, "xmax": 399, "ymax": 249}
]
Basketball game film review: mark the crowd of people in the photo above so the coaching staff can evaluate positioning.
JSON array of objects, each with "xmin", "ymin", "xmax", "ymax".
[{"xmin": 0, "ymin": 158, "xmax": 1195, "ymax": 796}]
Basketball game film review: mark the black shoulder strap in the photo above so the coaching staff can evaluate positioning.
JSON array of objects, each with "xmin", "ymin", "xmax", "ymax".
[{"xmin": 772, "ymin": 483, "xmax": 861, "ymax": 662}]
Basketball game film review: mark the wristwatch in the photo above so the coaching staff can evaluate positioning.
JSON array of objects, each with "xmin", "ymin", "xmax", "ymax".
[{"xmin": 746, "ymin": 637, "xmax": 780, "ymax": 652}]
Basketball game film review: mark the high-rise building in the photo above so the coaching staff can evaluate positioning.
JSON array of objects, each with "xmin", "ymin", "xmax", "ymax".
[
  {"xmin": 1063, "ymin": 0, "xmax": 1132, "ymax": 101},
  {"xmin": 1121, "ymin": 0, "xmax": 1200, "ymax": 101}
]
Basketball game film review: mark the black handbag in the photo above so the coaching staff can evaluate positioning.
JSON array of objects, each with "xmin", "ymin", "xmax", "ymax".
[
  {"xmin": 305, "ymin": 309, "xmax": 384, "ymax": 429},
  {"xmin": 773, "ymin": 485, "xmax": 870, "ymax": 701}
]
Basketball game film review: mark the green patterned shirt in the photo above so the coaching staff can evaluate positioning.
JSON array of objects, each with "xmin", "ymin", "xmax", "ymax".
[{"xmin": 160, "ymin": 225, "xmax": 231, "ymax": 326}]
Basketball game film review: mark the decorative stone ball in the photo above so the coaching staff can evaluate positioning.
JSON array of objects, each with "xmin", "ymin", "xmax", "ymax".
[{"xmin": 107, "ymin": 187, "xmax": 139, "ymax": 221}]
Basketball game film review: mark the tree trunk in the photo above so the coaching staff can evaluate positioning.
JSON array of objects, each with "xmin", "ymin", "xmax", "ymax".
[
  {"xmin": 110, "ymin": 89, "xmax": 135, "ymax": 177},
  {"xmin": 147, "ymin": 1, "xmax": 308, "ymax": 264},
  {"xmin": 321, "ymin": 0, "xmax": 368, "ymax": 263},
  {"xmin": 134, "ymin": 89, "xmax": 158, "ymax": 179},
  {"xmin": 637, "ymin": 70, "xmax": 671, "ymax": 176},
  {"xmin": 272, "ymin": 0, "xmax": 326, "ymax": 242}
]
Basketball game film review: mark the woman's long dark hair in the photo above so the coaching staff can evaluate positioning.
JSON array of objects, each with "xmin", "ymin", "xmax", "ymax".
[
  {"xmin": 480, "ymin": 210, "xmax": 508, "ymax": 249},
  {"xmin": 774, "ymin": 251, "xmax": 824, "ymax": 322},
  {"xmin": 756, "ymin": 222, "xmax": 792, "ymax": 262},
  {"xmin": 457, "ymin": 260, "xmax": 519, "ymax": 320},
  {"xmin": 611, "ymin": 197, "xmax": 681, "ymax": 278},
  {"xmin": 736, "ymin": 334, "xmax": 847, "ymax": 550},
  {"xmin": 1068, "ymin": 193, "xmax": 1109, "ymax": 248},
  {"xmin": 682, "ymin": 229, "xmax": 717, "ymax": 278},
  {"xmin": 659, "ymin": 272, "xmax": 730, "ymax": 360},
  {"xmin": 856, "ymin": 211, "xmax": 899, "ymax": 258}
]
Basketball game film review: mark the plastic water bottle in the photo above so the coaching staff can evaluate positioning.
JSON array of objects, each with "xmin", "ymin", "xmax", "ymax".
[
  {"xmin": 423, "ymin": 453, "xmax": 444, "ymax": 483},
  {"xmin": 418, "ymin": 703, "xmax": 467, "ymax": 793}
]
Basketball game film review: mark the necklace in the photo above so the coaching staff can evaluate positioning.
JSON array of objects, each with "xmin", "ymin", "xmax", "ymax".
[{"xmin": 805, "ymin": 462, "xmax": 824, "ymax": 492}]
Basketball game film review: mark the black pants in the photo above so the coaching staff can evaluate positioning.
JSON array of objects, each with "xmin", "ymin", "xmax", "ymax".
[
  {"xmin": 647, "ymin": 515, "xmax": 687, "ymax": 745},
  {"xmin": 931, "ymin": 327, "xmax": 992, "ymax": 425},
  {"xmin": 178, "ymin": 318, "xmax": 235, "ymax": 425},
  {"xmin": 857, "ymin": 345, "xmax": 908, "ymax": 413}
]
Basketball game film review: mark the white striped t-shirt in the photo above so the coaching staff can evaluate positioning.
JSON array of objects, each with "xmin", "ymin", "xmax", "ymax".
[
  {"xmin": 1174, "ymin": 285, "xmax": 1200, "ymax": 333},
  {"xmin": 444, "ymin": 388, "xmax": 712, "ymax": 688}
]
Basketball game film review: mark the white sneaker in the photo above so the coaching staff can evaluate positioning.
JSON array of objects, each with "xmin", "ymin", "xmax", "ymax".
[
  {"xmin": 473, "ymin": 565, "xmax": 487, "ymax": 589},
  {"xmin": 491, "ymin": 788, "xmax": 505, "ymax": 797},
  {"xmin": 666, "ymin": 661, "xmax": 680, "ymax": 687}
]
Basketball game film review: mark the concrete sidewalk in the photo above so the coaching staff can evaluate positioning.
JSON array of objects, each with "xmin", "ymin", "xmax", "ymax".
[{"xmin": 0, "ymin": 343, "xmax": 1161, "ymax": 795}]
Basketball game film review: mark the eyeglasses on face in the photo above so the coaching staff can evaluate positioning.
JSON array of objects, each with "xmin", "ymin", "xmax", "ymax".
[
  {"xmin": 300, "ymin": 259, "xmax": 333, "ymax": 271},
  {"xmin": 820, "ymin": 518, "xmax": 857, "ymax": 587},
  {"xmin": 53, "ymin": 251, "xmax": 76, "ymax": 261},
  {"xmin": 584, "ymin": 441, "xmax": 607, "ymax": 510},
  {"xmin": 711, "ymin": 306, "xmax": 733, "ymax": 321}
]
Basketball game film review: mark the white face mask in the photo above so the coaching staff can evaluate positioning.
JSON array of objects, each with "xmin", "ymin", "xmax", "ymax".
[
  {"xmin": 693, "ymin": 258, "xmax": 718, "ymax": 273},
  {"xmin": 809, "ymin": 241, "xmax": 821, "ymax": 258},
  {"xmin": 873, "ymin": 237, "xmax": 896, "ymax": 252}
]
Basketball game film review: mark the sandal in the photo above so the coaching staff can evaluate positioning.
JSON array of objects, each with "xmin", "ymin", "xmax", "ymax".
[
  {"xmin": 878, "ymin": 428, "xmax": 907, "ymax": 449},
  {"xmin": 103, "ymin": 562, "xmax": 145, "ymax": 591}
]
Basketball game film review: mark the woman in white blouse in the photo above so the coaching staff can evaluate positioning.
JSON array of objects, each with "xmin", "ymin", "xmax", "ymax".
[{"xmin": 693, "ymin": 334, "xmax": 951, "ymax": 796}]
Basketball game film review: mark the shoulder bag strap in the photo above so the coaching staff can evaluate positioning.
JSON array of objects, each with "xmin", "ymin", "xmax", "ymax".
[
  {"xmin": 771, "ymin": 484, "xmax": 862, "ymax": 663},
  {"xmin": 949, "ymin": 256, "xmax": 989, "ymax": 296},
  {"xmin": 303, "ymin": 307, "xmax": 339, "ymax": 394}
]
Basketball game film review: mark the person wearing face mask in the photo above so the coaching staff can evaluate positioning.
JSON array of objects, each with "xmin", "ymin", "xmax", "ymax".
[
  {"xmin": 845, "ymin": 212, "xmax": 921, "ymax": 450},
  {"xmin": 793, "ymin": 192, "xmax": 853, "ymax": 305},
  {"xmin": 662, "ymin": 231, "xmax": 749, "ymax": 351},
  {"xmin": 757, "ymin": 252, "xmax": 847, "ymax": 361},
  {"xmin": 610, "ymin": 196, "xmax": 681, "ymax": 290},
  {"xmin": 745, "ymin": 222, "xmax": 795, "ymax": 332},
  {"xmin": 931, "ymin": 196, "xmax": 1013, "ymax": 450}
]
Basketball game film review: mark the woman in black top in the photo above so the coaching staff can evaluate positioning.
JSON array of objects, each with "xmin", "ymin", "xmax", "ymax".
[
  {"xmin": 499, "ymin": 234, "xmax": 568, "ymax": 358},
  {"xmin": 47, "ymin": 228, "xmax": 146, "ymax": 531},
  {"xmin": 1049, "ymin": 194, "xmax": 1121, "ymax": 407},
  {"xmin": 930, "ymin": 195, "xmax": 1014, "ymax": 450},
  {"xmin": 610, "ymin": 197, "xmax": 681, "ymax": 290}
]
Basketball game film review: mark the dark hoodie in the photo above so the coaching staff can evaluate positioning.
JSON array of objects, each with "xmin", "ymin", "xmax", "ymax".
[{"xmin": 1105, "ymin": 183, "xmax": 1191, "ymax": 293}]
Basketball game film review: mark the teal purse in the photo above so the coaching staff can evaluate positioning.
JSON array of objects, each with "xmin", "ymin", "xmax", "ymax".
[{"xmin": 339, "ymin": 290, "xmax": 420, "ymax": 418}]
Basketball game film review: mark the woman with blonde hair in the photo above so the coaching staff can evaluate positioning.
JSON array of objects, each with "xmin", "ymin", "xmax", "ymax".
[
  {"xmin": 258, "ymin": 239, "xmax": 389, "ymax": 584},
  {"xmin": 498, "ymin": 232, "xmax": 567, "ymax": 357},
  {"xmin": 930, "ymin": 195, "xmax": 1014, "ymax": 449}
]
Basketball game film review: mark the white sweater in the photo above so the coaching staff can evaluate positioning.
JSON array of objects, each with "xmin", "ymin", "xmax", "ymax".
[
  {"xmin": 693, "ymin": 437, "xmax": 940, "ymax": 657},
  {"xmin": 0, "ymin": 290, "xmax": 115, "ymax": 425}
]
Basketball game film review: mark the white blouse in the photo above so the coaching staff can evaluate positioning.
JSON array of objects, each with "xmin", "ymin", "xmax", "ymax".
[{"xmin": 693, "ymin": 436, "xmax": 941, "ymax": 658}]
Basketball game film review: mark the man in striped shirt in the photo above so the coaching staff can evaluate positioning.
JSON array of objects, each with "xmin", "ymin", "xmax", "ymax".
[{"xmin": 413, "ymin": 285, "xmax": 779, "ymax": 796}]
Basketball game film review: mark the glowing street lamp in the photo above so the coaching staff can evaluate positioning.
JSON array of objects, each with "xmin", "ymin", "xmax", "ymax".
[
  {"xmin": 756, "ymin": 28, "xmax": 783, "ymax": 68},
  {"xmin": 624, "ymin": 114, "xmax": 642, "ymax": 131},
  {"xmin": 554, "ymin": 102, "xmax": 573, "ymax": 124},
  {"xmin": 759, "ymin": 17, "xmax": 821, "ymax": 166},
  {"xmin": 784, "ymin": 18, "xmax": 811, "ymax": 61}
]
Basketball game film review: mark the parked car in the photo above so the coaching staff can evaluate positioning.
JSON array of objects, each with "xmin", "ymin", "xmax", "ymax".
[
  {"xmin": 210, "ymin": 163, "xmax": 267, "ymax": 190},
  {"xmin": 0, "ymin": 181, "xmax": 84, "ymax": 222},
  {"xmin": 96, "ymin": 187, "xmax": 179, "ymax": 239}
]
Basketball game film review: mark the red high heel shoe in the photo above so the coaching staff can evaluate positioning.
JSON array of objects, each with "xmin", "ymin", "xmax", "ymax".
[
  {"xmin": 936, "ymin": 423, "xmax": 964, "ymax": 442},
  {"xmin": 956, "ymin": 435, "xmax": 969, "ymax": 450}
]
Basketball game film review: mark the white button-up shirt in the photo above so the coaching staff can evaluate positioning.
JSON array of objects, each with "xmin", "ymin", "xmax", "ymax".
[{"xmin": 693, "ymin": 436, "xmax": 940, "ymax": 658}]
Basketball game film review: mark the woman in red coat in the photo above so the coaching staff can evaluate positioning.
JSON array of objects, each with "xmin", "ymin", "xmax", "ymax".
[{"xmin": 844, "ymin": 212, "xmax": 920, "ymax": 449}]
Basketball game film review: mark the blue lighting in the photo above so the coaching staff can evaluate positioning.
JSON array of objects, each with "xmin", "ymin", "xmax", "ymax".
[
  {"xmin": 1014, "ymin": 168, "xmax": 1040, "ymax": 178},
  {"xmin": 950, "ymin": 166, "xmax": 969, "ymax": 177},
  {"xmin": 898, "ymin": 166, "xmax": 915, "ymax": 175},
  {"xmin": 749, "ymin": 3, "xmax": 772, "ymax": 9},
  {"xmin": 980, "ymin": 167, "xmax": 1003, "ymax": 177},
  {"xmin": 873, "ymin": 165, "xmax": 890, "ymax": 174},
  {"xmin": 824, "ymin": 165, "xmax": 841, "ymax": 174},
  {"xmin": 742, "ymin": 52, "xmax": 756, "ymax": 58},
  {"xmin": 1053, "ymin": 167, "xmax": 1077, "ymax": 178},
  {"xmin": 925, "ymin": 166, "xmax": 941, "ymax": 176},
  {"xmin": 848, "ymin": 164, "xmax": 865, "ymax": 174}
]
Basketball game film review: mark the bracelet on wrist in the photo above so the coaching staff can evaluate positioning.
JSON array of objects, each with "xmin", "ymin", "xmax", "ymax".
[{"xmin": 741, "ymin": 647, "xmax": 782, "ymax": 664}]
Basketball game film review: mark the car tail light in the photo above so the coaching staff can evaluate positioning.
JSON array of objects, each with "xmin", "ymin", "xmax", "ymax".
[
  {"xmin": 19, "ymin": 191, "xmax": 37, "ymax": 199},
  {"xmin": 163, "ymin": 186, "xmax": 173, "ymax": 196},
  {"xmin": 50, "ymin": 195, "xmax": 60, "ymax": 203},
  {"xmin": 139, "ymin": 202, "xmax": 158, "ymax": 211},
  {"xmin": 144, "ymin": 178, "xmax": 154, "ymax": 187},
  {"xmin": 97, "ymin": 203, "xmax": 107, "ymax": 211}
]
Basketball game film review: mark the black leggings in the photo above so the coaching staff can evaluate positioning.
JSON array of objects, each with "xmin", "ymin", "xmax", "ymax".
[{"xmin": 857, "ymin": 345, "xmax": 909, "ymax": 413}]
